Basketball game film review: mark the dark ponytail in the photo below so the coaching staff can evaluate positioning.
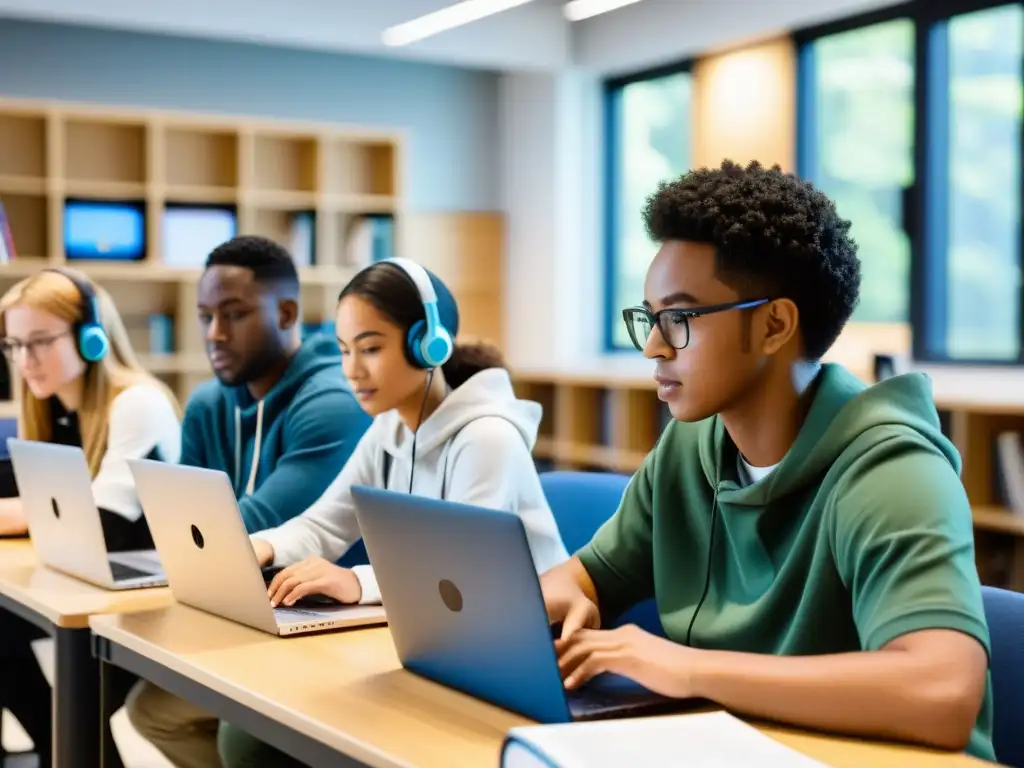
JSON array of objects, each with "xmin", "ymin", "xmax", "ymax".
[
  {"xmin": 339, "ymin": 262, "xmax": 504, "ymax": 388},
  {"xmin": 439, "ymin": 340, "xmax": 505, "ymax": 388}
]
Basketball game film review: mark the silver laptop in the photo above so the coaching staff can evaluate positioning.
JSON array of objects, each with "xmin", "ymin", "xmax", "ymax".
[
  {"xmin": 127, "ymin": 459, "xmax": 386, "ymax": 637},
  {"xmin": 7, "ymin": 439, "xmax": 166, "ymax": 590},
  {"xmin": 351, "ymin": 485, "xmax": 679, "ymax": 724}
]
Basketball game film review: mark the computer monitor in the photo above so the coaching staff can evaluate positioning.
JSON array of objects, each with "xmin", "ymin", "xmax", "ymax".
[
  {"xmin": 163, "ymin": 204, "xmax": 237, "ymax": 269},
  {"xmin": 64, "ymin": 199, "xmax": 146, "ymax": 262}
]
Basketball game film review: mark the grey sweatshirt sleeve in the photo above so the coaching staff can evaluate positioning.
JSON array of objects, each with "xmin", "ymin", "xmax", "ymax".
[{"xmin": 250, "ymin": 425, "xmax": 378, "ymax": 568}]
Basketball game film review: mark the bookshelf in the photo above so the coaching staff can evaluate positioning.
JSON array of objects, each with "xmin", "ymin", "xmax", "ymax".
[
  {"xmin": 512, "ymin": 365, "xmax": 1024, "ymax": 591},
  {"xmin": 0, "ymin": 97, "xmax": 406, "ymax": 410}
]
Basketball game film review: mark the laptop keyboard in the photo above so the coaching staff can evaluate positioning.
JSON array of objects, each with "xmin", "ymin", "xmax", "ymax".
[
  {"xmin": 274, "ymin": 607, "xmax": 329, "ymax": 621},
  {"xmin": 566, "ymin": 680, "xmax": 674, "ymax": 719},
  {"xmin": 109, "ymin": 561, "xmax": 155, "ymax": 582}
]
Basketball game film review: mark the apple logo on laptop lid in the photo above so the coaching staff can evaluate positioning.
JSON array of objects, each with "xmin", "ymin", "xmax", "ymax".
[{"xmin": 438, "ymin": 579, "xmax": 463, "ymax": 613}]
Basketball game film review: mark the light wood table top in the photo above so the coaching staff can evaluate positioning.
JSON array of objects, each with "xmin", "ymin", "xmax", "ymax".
[
  {"xmin": 91, "ymin": 605, "xmax": 990, "ymax": 768},
  {"xmin": 0, "ymin": 546, "xmax": 171, "ymax": 628},
  {"xmin": 0, "ymin": 536, "xmax": 36, "ymax": 563}
]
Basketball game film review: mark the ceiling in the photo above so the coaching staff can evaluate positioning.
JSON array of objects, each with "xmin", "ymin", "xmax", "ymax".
[{"xmin": 0, "ymin": 0, "xmax": 903, "ymax": 74}]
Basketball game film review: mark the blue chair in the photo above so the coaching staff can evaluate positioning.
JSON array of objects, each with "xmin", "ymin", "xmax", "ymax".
[
  {"xmin": 337, "ymin": 539, "xmax": 368, "ymax": 568},
  {"xmin": 983, "ymin": 585, "xmax": 1024, "ymax": 767},
  {"xmin": 540, "ymin": 471, "xmax": 664, "ymax": 636}
]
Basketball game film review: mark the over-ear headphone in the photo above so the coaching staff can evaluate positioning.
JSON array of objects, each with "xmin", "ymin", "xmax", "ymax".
[
  {"xmin": 381, "ymin": 258, "xmax": 454, "ymax": 370},
  {"xmin": 45, "ymin": 267, "xmax": 109, "ymax": 362}
]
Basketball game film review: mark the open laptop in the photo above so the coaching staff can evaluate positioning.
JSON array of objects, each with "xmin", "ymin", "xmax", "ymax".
[
  {"xmin": 351, "ymin": 485, "xmax": 682, "ymax": 723},
  {"xmin": 127, "ymin": 459, "xmax": 387, "ymax": 637},
  {"xmin": 7, "ymin": 439, "xmax": 166, "ymax": 589}
]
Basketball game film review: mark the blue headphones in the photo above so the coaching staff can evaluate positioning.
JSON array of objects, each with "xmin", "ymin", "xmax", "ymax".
[
  {"xmin": 46, "ymin": 268, "xmax": 110, "ymax": 362},
  {"xmin": 382, "ymin": 258, "xmax": 454, "ymax": 369}
]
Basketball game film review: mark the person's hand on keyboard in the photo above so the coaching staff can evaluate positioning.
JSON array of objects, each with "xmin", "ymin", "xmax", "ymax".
[
  {"xmin": 556, "ymin": 624, "xmax": 695, "ymax": 698},
  {"xmin": 252, "ymin": 538, "xmax": 275, "ymax": 568},
  {"xmin": 267, "ymin": 556, "xmax": 361, "ymax": 607},
  {"xmin": 541, "ymin": 560, "xmax": 601, "ymax": 642}
]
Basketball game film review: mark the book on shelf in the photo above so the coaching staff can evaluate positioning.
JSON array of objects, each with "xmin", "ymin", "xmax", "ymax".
[
  {"xmin": 345, "ymin": 214, "xmax": 394, "ymax": 268},
  {"xmin": 499, "ymin": 711, "xmax": 827, "ymax": 768},
  {"xmin": 148, "ymin": 314, "xmax": 175, "ymax": 355},
  {"xmin": 0, "ymin": 199, "xmax": 15, "ymax": 264},
  {"xmin": 995, "ymin": 431, "xmax": 1024, "ymax": 517}
]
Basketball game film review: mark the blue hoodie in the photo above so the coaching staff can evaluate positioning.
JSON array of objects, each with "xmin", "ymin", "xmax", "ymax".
[{"xmin": 179, "ymin": 334, "xmax": 371, "ymax": 533}]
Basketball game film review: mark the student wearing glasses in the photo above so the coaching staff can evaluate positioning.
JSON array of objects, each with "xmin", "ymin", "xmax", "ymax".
[
  {"xmin": 0, "ymin": 268, "xmax": 182, "ymax": 768},
  {"xmin": 542, "ymin": 161, "xmax": 995, "ymax": 760}
]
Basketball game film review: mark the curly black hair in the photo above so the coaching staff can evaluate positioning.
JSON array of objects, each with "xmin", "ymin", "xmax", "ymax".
[
  {"xmin": 206, "ymin": 235, "xmax": 299, "ymax": 295},
  {"xmin": 642, "ymin": 159, "xmax": 861, "ymax": 360}
]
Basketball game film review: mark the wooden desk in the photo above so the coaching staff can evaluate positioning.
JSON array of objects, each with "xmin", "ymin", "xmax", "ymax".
[
  {"xmin": 91, "ymin": 605, "xmax": 990, "ymax": 768},
  {"xmin": 0, "ymin": 537, "xmax": 36, "ymax": 563},
  {"xmin": 0, "ymin": 550, "xmax": 171, "ymax": 768}
]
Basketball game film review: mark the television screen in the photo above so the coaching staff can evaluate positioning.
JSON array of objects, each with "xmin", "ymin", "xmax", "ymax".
[
  {"xmin": 163, "ymin": 205, "xmax": 237, "ymax": 268},
  {"xmin": 64, "ymin": 200, "xmax": 146, "ymax": 261}
]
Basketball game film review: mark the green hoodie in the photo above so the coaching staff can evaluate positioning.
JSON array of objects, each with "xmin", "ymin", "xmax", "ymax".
[{"xmin": 577, "ymin": 363, "xmax": 995, "ymax": 761}]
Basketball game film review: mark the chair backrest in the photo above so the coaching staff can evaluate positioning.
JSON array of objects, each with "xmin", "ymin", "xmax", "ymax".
[
  {"xmin": 982, "ymin": 585, "xmax": 1024, "ymax": 767},
  {"xmin": 540, "ymin": 470, "xmax": 664, "ymax": 636},
  {"xmin": 540, "ymin": 470, "xmax": 631, "ymax": 554},
  {"xmin": 337, "ymin": 539, "xmax": 368, "ymax": 568}
]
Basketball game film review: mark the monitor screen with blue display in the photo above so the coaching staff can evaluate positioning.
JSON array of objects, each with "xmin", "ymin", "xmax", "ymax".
[{"xmin": 64, "ymin": 200, "xmax": 146, "ymax": 261}]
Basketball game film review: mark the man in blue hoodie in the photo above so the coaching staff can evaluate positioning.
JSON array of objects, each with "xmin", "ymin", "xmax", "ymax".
[{"xmin": 124, "ymin": 235, "xmax": 371, "ymax": 768}]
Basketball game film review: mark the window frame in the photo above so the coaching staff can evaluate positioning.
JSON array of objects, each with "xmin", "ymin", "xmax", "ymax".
[
  {"xmin": 602, "ymin": 59, "xmax": 694, "ymax": 353},
  {"xmin": 794, "ymin": 0, "xmax": 1024, "ymax": 365}
]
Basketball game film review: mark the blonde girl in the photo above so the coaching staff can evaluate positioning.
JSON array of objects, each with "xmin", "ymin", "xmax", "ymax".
[{"xmin": 0, "ymin": 267, "xmax": 183, "ymax": 768}]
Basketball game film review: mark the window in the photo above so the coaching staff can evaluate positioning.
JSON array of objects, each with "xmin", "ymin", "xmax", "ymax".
[
  {"xmin": 799, "ymin": 19, "xmax": 915, "ymax": 324},
  {"xmin": 924, "ymin": 3, "xmax": 1023, "ymax": 360},
  {"xmin": 798, "ymin": 1, "xmax": 1024, "ymax": 363},
  {"xmin": 604, "ymin": 67, "xmax": 692, "ymax": 350}
]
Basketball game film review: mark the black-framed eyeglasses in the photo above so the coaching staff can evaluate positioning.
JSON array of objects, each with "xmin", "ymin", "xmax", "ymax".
[
  {"xmin": 621, "ymin": 298, "xmax": 771, "ymax": 352},
  {"xmin": 0, "ymin": 331, "xmax": 71, "ymax": 363}
]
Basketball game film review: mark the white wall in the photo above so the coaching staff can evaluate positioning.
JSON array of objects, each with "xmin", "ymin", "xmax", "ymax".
[
  {"xmin": 0, "ymin": 0, "xmax": 572, "ymax": 70},
  {"xmin": 500, "ymin": 69, "xmax": 605, "ymax": 371},
  {"xmin": 500, "ymin": 73, "xmax": 560, "ymax": 368}
]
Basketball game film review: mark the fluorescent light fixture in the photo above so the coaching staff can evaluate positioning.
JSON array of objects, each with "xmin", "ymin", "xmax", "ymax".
[
  {"xmin": 383, "ymin": 0, "xmax": 537, "ymax": 46},
  {"xmin": 563, "ymin": 0, "xmax": 644, "ymax": 22}
]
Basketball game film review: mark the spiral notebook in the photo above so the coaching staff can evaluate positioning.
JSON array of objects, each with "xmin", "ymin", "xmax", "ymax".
[{"xmin": 500, "ymin": 711, "xmax": 828, "ymax": 768}]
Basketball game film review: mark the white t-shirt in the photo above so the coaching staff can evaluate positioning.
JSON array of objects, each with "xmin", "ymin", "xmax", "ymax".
[{"xmin": 91, "ymin": 384, "xmax": 181, "ymax": 521}]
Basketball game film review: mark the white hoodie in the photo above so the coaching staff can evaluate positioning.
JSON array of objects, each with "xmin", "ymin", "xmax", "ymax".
[{"xmin": 252, "ymin": 368, "xmax": 569, "ymax": 604}]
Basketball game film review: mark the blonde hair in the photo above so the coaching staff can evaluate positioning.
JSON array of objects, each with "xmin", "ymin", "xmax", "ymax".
[{"xmin": 0, "ymin": 269, "xmax": 182, "ymax": 476}]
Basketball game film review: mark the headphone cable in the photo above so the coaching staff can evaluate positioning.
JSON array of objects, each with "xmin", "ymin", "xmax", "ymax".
[
  {"xmin": 408, "ymin": 368, "xmax": 435, "ymax": 494},
  {"xmin": 685, "ymin": 476, "xmax": 720, "ymax": 647}
]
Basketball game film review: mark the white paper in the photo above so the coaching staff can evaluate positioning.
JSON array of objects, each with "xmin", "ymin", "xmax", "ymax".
[{"xmin": 502, "ymin": 711, "xmax": 829, "ymax": 768}]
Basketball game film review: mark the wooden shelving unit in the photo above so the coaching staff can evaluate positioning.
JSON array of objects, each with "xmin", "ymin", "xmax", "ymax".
[
  {"xmin": 0, "ymin": 98, "xmax": 405, "ymax": 407},
  {"xmin": 512, "ymin": 365, "xmax": 1024, "ymax": 591}
]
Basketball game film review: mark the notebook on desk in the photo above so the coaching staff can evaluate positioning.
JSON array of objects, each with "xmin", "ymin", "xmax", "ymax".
[{"xmin": 500, "ymin": 711, "xmax": 828, "ymax": 768}]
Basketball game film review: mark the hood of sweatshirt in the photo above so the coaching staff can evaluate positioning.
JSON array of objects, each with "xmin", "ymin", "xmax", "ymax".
[
  {"xmin": 697, "ymin": 363, "xmax": 958, "ymax": 506},
  {"xmin": 227, "ymin": 333, "xmax": 343, "ymax": 494},
  {"xmin": 377, "ymin": 367, "xmax": 541, "ymax": 460}
]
